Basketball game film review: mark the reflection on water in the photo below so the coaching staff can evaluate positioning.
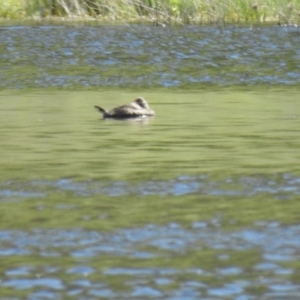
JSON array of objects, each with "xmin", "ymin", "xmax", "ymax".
[
  {"xmin": 1, "ymin": 90, "xmax": 300, "ymax": 297},
  {"xmin": 1, "ymin": 222, "xmax": 300, "ymax": 257},
  {"xmin": 2, "ymin": 173, "xmax": 300, "ymax": 199},
  {"xmin": 1, "ymin": 223, "xmax": 300, "ymax": 298},
  {"xmin": 0, "ymin": 25, "xmax": 300, "ymax": 88}
]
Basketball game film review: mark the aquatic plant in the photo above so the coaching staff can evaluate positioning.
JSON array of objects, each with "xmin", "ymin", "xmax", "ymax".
[{"xmin": 1, "ymin": 0, "xmax": 300, "ymax": 25}]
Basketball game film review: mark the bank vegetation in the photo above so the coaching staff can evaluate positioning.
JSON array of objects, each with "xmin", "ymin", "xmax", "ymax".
[{"xmin": 1, "ymin": 0, "xmax": 300, "ymax": 25}]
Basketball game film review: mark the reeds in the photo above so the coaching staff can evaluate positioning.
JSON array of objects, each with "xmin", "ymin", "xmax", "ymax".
[{"xmin": 1, "ymin": 0, "xmax": 300, "ymax": 25}]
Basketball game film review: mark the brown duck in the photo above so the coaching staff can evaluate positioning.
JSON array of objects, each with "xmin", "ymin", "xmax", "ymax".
[{"xmin": 94, "ymin": 97, "xmax": 155, "ymax": 119}]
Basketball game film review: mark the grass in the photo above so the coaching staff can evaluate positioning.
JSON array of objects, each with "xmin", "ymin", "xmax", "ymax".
[{"xmin": 0, "ymin": 0, "xmax": 300, "ymax": 25}]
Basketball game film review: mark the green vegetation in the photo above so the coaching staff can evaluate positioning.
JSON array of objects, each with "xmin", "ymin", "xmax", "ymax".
[{"xmin": 1, "ymin": 0, "xmax": 300, "ymax": 25}]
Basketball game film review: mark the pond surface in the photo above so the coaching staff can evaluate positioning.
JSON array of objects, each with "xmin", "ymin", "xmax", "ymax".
[
  {"xmin": 0, "ymin": 24, "xmax": 300, "ymax": 88},
  {"xmin": 0, "ymin": 24, "xmax": 300, "ymax": 299}
]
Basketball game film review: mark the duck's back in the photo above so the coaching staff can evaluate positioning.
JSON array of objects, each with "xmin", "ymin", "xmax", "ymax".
[{"xmin": 109, "ymin": 104, "xmax": 143, "ymax": 118}]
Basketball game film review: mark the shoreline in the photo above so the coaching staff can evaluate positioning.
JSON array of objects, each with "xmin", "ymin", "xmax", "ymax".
[{"xmin": 1, "ymin": 0, "xmax": 299, "ymax": 27}]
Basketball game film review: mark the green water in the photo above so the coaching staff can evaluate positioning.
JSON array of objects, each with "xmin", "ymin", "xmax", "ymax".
[
  {"xmin": 2, "ymin": 22, "xmax": 300, "ymax": 298},
  {"xmin": 1, "ymin": 89, "xmax": 300, "ymax": 231},
  {"xmin": 2, "ymin": 89, "xmax": 300, "ymax": 182},
  {"xmin": 1, "ymin": 79, "xmax": 300, "ymax": 299}
]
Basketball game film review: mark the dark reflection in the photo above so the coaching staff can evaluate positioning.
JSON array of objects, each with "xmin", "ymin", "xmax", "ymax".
[{"xmin": 98, "ymin": 116, "xmax": 155, "ymax": 125}]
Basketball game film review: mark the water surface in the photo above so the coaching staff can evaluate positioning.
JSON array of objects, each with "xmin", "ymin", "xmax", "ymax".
[
  {"xmin": 0, "ymin": 25, "xmax": 300, "ymax": 88},
  {"xmin": 1, "ymin": 23, "xmax": 300, "ymax": 299},
  {"xmin": 1, "ymin": 90, "xmax": 300, "ymax": 299}
]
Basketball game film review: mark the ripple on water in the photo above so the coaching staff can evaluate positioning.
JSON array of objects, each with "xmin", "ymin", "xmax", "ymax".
[
  {"xmin": 1, "ymin": 220, "xmax": 299, "ymax": 299},
  {"xmin": 208, "ymin": 283, "xmax": 244, "ymax": 297},
  {"xmin": 2, "ymin": 278, "xmax": 64, "ymax": 290},
  {"xmin": 1, "ymin": 25, "xmax": 300, "ymax": 88},
  {"xmin": 0, "ymin": 223, "xmax": 299, "ymax": 261},
  {"xmin": 1, "ymin": 173, "xmax": 300, "ymax": 199}
]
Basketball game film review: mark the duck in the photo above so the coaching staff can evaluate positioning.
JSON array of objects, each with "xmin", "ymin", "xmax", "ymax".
[{"xmin": 94, "ymin": 97, "xmax": 155, "ymax": 119}]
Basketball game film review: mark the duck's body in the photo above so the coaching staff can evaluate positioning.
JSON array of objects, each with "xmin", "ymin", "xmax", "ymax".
[{"xmin": 94, "ymin": 97, "xmax": 155, "ymax": 119}]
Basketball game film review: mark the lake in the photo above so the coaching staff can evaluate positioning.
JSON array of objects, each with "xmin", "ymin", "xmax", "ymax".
[{"xmin": 0, "ymin": 24, "xmax": 300, "ymax": 299}]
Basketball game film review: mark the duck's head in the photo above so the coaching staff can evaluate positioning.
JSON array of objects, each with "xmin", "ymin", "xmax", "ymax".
[{"xmin": 134, "ymin": 97, "xmax": 150, "ymax": 109}]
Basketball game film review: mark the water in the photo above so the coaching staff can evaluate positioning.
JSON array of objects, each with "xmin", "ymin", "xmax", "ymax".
[
  {"xmin": 1, "ymin": 24, "xmax": 300, "ymax": 299},
  {"xmin": 0, "ymin": 24, "xmax": 300, "ymax": 88}
]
